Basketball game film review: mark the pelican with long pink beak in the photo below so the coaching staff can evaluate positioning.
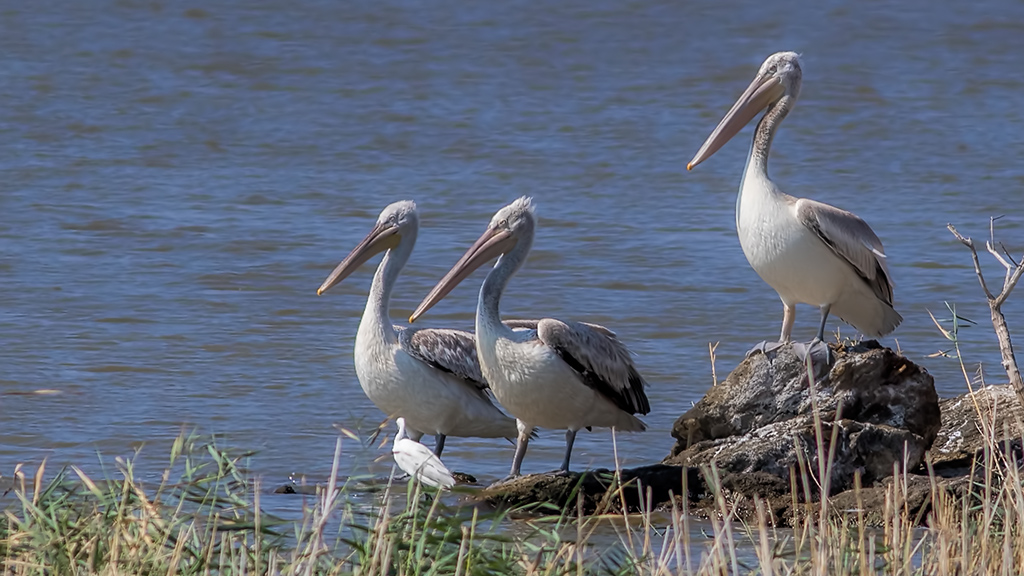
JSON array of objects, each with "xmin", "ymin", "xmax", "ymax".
[
  {"xmin": 317, "ymin": 201, "xmax": 517, "ymax": 457},
  {"xmin": 410, "ymin": 197, "xmax": 650, "ymax": 478},
  {"xmin": 688, "ymin": 51, "xmax": 901, "ymax": 361}
]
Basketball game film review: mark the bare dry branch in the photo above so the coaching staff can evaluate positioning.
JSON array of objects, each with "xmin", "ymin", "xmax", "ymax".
[
  {"xmin": 950, "ymin": 220, "xmax": 1024, "ymax": 410},
  {"xmin": 994, "ymin": 264, "xmax": 1024, "ymax": 309},
  {"xmin": 987, "ymin": 218, "xmax": 1024, "ymax": 307},
  {"xmin": 948, "ymin": 224, "xmax": 995, "ymax": 300},
  {"xmin": 1000, "ymin": 243, "xmax": 1019, "ymax": 268},
  {"xmin": 986, "ymin": 240, "xmax": 1015, "ymax": 283},
  {"xmin": 949, "ymin": 223, "xmax": 970, "ymax": 246}
]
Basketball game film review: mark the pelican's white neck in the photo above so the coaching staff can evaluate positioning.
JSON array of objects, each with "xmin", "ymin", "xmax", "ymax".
[
  {"xmin": 750, "ymin": 96, "xmax": 794, "ymax": 179},
  {"xmin": 477, "ymin": 233, "xmax": 532, "ymax": 338},
  {"xmin": 362, "ymin": 228, "xmax": 416, "ymax": 345},
  {"xmin": 738, "ymin": 96, "xmax": 795, "ymax": 213}
]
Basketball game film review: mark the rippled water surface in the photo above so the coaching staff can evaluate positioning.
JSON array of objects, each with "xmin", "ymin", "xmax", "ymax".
[{"xmin": 3, "ymin": 0, "xmax": 1024, "ymax": 491}]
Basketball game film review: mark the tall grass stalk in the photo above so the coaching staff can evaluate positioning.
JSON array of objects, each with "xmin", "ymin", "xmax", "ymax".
[
  {"xmin": 2, "ymin": 435, "xmax": 1023, "ymax": 575},
  {"xmin": 3, "ymin": 362, "xmax": 1023, "ymax": 576}
]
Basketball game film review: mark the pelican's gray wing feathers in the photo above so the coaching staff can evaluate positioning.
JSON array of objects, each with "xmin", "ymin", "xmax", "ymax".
[
  {"xmin": 397, "ymin": 326, "xmax": 486, "ymax": 388},
  {"xmin": 796, "ymin": 198, "xmax": 894, "ymax": 304},
  {"xmin": 535, "ymin": 319, "xmax": 650, "ymax": 415}
]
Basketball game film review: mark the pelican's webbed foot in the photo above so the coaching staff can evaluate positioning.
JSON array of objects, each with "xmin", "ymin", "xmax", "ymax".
[
  {"xmin": 746, "ymin": 340, "xmax": 787, "ymax": 358},
  {"xmin": 494, "ymin": 474, "xmax": 521, "ymax": 486},
  {"xmin": 791, "ymin": 339, "xmax": 833, "ymax": 374}
]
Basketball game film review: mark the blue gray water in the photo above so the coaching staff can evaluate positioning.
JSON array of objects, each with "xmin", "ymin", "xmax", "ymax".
[{"xmin": 2, "ymin": 0, "xmax": 1023, "ymax": 492}]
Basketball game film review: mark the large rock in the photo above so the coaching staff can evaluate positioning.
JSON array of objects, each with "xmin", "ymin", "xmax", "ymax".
[
  {"xmin": 931, "ymin": 384, "xmax": 1024, "ymax": 470},
  {"xmin": 478, "ymin": 465, "xmax": 702, "ymax": 514},
  {"xmin": 826, "ymin": 473, "xmax": 976, "ymax": 526},
  {"xmin": 470, "ymin": 347, "xmax": 1022, "ymax": 527},
  {"xmin": 665, "ymin": 341, "xmax": 941, "ymax": 495}
]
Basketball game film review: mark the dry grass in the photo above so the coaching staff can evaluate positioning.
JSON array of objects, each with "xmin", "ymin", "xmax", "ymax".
[
  {"xmin": 3, "ymin": 326, "xmax": 1023, "ymax": 575},
  {"xmin": 2, "ymin": 413, "xmax": 1021, "ymax": 575}
]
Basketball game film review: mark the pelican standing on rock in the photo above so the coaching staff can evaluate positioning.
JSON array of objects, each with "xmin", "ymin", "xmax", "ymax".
[
  {"xmin": 317, "ymin": 201, "xmax": 517, "ymax": 456},
  {"xmin": 410, "ymin": 197, "xmax": 650, "ymax": 478},
  {"xmin": 687, "ymin": 51, "xmax": 901, "ymax": 361}
]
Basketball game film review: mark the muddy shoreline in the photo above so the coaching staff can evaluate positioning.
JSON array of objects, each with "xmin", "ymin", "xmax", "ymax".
[
  {"xmin": 465, "ymin": 343, "xmax": 1023, "ymax": 526},
  {"xmin": 272, "ymin": 342, "xmax": 1023, "ymax": 527}
]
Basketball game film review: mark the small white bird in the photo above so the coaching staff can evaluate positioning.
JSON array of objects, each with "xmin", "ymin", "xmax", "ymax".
[{"xmin": 392, "ymin": 417, "xmax": 456, "ymax": 489}]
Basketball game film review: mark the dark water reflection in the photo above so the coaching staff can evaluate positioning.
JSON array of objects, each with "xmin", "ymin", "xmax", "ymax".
[{"xmin": 2, "ymin": 0, "xmax": 1024, "ymax": 491}]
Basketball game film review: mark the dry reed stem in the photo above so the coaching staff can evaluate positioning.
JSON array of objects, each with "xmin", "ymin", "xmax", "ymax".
[
  {"xmin": 949, "ymin": 221, "xmax": 1024, "ymax": 410},
  {"xmin": 3, "ymin": 366, "xmax": 1024, "ymax": 576}
]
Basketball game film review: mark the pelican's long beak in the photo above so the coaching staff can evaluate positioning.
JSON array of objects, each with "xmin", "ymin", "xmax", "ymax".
[
  {"xmin": 317, "ymin": 222, "xmax": 400, "ymax": 295},
  {"xmin": 687, "ymin": 73, "xmax": 785, "ymax": 170},
  {"xmin": 409, "ymin": 227, "xmax": 515, "ymax": 323}
]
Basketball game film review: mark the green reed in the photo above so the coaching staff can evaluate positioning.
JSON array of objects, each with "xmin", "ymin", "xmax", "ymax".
[{"xmin": 2, "ymin": 355, "xmax": 1022, "ymax": 576}]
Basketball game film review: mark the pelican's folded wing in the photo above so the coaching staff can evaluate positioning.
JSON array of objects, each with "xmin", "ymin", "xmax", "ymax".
[
  {"xmin": 536, "ymin": 318, "xmax": 650, "ymax": 415},
  {"xmin": 500, "ymin": 319, "xmax": 540, "ymax": 331},
  {"xmin": 796, "ymin": 198, "xmax": 894, "ymax": 305},
  {"xmin": 504, "ymin": 318, "xmax": 615, "ymax": 337},
  {"xmin": 397, "ymin": 327, "xmax": 486, "ymax": 388}
]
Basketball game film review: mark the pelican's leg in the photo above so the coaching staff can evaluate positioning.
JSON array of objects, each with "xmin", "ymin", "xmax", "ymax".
[
  {"xmin": 433, "ymin": 434, "xmax": 446, "ymax": 457},
  {"xmin": 503, "ymin": 419, "xmax": 533, "ymax": 482},
  {"xmin": 793, "ymin": 304, "xmax": 833, "ymax": 370},
  {"xmin": 814, "ymin": 304, "xmax": 831, "ymax": 342},
  {"xmin": 558, "ymin": 429, "xmax": 577, "ymax": 474},
  {"xmin": 781, "ymin": 303, "xmax": 796, "ymax": 342},
  {"xmin": 747, "ymin": 303, "xmax": 796, "ymax": 358}
]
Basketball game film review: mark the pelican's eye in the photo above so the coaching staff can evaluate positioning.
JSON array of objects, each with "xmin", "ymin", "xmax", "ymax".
[{"xmin": 767, "ymin": 64, "xmax": 778, "ymax": 75}]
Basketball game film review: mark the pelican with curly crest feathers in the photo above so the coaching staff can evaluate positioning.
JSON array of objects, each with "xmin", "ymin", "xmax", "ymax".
[
  {"xmin": 317, "ymin": 201, "xmax": 518, "ymax": 456},
  {"xmin": 410, "ymin": 197, "xmax": 650, "ymax": 478},
  {"xmin": 687, "ymin": 52, "xmax": 901, "ymax": 360}
]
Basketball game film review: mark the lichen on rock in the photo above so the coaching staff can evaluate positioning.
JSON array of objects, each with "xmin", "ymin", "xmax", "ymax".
[
  {"xmin": 477, "ymin": 465, "xmax": 702, "ymax": 514},
  {"xmin": 930, "ymin": 384, "xmax": 1023, "ymax": 471},
  {"xmin": 665, "ymin": 341, "xmax": 941, "ymax": 494}
]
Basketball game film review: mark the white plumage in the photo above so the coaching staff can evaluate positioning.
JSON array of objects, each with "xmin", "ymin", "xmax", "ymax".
[
  {"xmin": 317, "ymin": 201, "xmax": 517, "ymax": 457},
  {"xmin": 688, "ymin": 52, "xmax": 901, "ymax": 353},
  {"xmin": 392, "ymin": 417, "xmax": 455, "ymax": 489},
  {"xmin": 410, "ymin": 197, "xmax": 650, "ymax": 478}
]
